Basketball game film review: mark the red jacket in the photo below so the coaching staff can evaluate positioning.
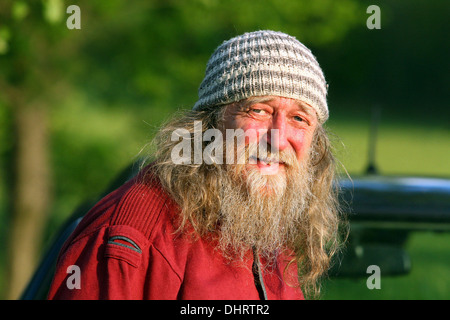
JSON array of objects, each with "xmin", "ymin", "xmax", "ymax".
[{"xmin": 47, "ymin": 169, "xmax": 304, "ymax": 300}]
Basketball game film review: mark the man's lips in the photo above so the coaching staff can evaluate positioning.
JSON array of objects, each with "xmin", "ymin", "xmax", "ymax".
[
  {"xmin": 249, "ymin": 156, "xmax": 285, "ymax": 166},
  {"xmin": 248, "ymin": 156, "xmax": 286, "ymax": 174}
]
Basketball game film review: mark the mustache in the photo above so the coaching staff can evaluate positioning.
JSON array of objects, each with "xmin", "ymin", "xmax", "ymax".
[{"xmin": 234, "ymin": 141, "xmax": 298, "ymax": 168}]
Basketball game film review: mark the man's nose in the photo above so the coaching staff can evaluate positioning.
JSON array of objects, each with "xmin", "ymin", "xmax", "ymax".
[{"xmin": 266, "ymin": 114, "xmax": 289, "ymax": 152}]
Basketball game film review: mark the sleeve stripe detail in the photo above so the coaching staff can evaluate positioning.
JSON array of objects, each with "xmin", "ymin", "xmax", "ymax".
[{"xmin": 107, "ymin": 235, "xmax": 142, "ymax": 254}]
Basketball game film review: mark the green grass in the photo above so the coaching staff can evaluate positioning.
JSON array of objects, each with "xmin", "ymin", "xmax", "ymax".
[{"xmin": 327, "ymin": 119, "xmax": 450, "ymax": 177}]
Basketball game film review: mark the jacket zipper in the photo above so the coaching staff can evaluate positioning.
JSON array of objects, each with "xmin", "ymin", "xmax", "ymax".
[{"xmin": 252, "ymin": 248, "xmax": 268, "ymax": 300}]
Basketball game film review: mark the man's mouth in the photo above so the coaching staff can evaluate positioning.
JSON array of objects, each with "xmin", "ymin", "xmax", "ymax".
[
  {"xmin": 250, "ymin": 155, "xmax": 285, "ymax": 165},
  {"xmin": 249, "ymin": 156, "xmax": 286, "ymax": 174}
]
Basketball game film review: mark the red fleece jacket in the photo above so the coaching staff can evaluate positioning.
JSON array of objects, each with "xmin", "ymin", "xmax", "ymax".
[{"xmin": 47, "ymin": 169, "xmax": 304, "ymax": 300}]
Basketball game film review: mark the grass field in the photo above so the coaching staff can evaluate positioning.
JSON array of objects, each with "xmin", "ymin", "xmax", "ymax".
[{"xmin": 326, "ymin": 114, "xmax": 450, "ymax": 178}]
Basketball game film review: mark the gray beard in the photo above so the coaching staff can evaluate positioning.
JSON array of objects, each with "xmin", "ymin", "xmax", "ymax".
[{"xmin": 217, "ymin": 156, "xmax": 313, "ymax": 262}]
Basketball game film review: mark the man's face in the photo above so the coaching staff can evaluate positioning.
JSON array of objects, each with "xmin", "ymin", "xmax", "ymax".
[
  {"xmin": 217, "ymin": 96, "xmax": 319, "ymax": 256},
  {"xmin": 222, "ymin": 96, "xmax": 319, "ymax": 176}
]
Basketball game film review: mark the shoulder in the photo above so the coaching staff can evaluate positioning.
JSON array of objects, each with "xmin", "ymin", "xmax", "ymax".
[
  {"xmin": 109, "ymin": 170, "xmax": 178, "ymax": 240},
  {"xmin": 65, "ymin": 166, "xmax": 180, "ymax": 250}
]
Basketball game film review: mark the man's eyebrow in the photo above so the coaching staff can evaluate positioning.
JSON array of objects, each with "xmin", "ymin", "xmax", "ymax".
[
  {"xmin": 237, "ymin": 96, "xmax": 274, "ymax": 110},
  {"xmin": 294, "ymin": 100, "xmax": 316, "ymax": 118}
]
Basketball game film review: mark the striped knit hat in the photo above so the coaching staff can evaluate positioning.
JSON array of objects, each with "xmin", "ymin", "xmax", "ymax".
[{"xmin": 193, "ymin": 30, "xmax": 329, "ymax": 123}]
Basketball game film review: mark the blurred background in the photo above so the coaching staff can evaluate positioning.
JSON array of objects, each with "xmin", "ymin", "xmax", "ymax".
[{"xmin": 0, "ymin": 0, "xmax": 448, "ymax": 300}]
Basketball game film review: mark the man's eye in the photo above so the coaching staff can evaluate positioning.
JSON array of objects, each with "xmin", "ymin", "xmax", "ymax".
[
  {"xmin": 294, "ymin": 115, "xmax": 304, "ymax": 122},
  {"xmin": 251, "ymin": 109, "xmax": 266, "ymax": 114}
]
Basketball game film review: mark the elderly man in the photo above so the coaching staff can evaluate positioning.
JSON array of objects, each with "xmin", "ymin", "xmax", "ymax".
[{"xmin": 48, "ymin": 30, "xmax": 343, "ymax": 300}]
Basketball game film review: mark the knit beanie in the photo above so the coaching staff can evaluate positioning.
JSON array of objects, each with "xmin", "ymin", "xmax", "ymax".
[{"xmin": 193, "ymin": 30, "xmax": 329, "ymax": 123}]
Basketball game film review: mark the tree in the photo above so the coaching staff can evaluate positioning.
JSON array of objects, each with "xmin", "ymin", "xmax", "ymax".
[
  {"xmin": 0, "ymin": 0, "xmax": 91, "ymax": 299},
  {"xmin": 1, "ymin": 0, "xmax": 57, "ymax": 299}
]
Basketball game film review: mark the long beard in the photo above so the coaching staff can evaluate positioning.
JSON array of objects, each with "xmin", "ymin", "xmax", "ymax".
[{"xmin": 217, "ymin": 142, "xmax": 314, "ymax": 262}]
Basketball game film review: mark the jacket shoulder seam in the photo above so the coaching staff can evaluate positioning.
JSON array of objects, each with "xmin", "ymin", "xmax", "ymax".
[{"xmin": 151, "ymin": 244, "xmax": 183, "ymax": 282}]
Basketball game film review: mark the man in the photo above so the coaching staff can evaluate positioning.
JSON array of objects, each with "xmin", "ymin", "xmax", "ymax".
[{"xmin": 48, "ymin": 30, "xmax": 344, "ymax": 300}]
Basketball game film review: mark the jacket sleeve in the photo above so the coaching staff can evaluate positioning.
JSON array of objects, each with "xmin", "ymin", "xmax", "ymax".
[{"xmin": 47, "ymin": 225, "xmax": 182, "ymax": 300}]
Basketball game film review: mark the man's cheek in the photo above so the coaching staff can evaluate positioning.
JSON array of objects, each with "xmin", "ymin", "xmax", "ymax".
[{"xmin": 290, "ymin": 132, "xmax": 310, "ymax": 161}]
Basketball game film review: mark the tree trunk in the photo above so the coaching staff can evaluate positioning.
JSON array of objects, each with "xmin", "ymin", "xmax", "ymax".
[{"xmin": 7, "ymin": 101, "xmax": 51, "ymax": 300}]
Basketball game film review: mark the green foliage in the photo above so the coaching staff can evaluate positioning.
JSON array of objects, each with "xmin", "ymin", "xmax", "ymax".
[{"xmin": 42, "ymin": 0, "xmax": 65, "ymax": 24}]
